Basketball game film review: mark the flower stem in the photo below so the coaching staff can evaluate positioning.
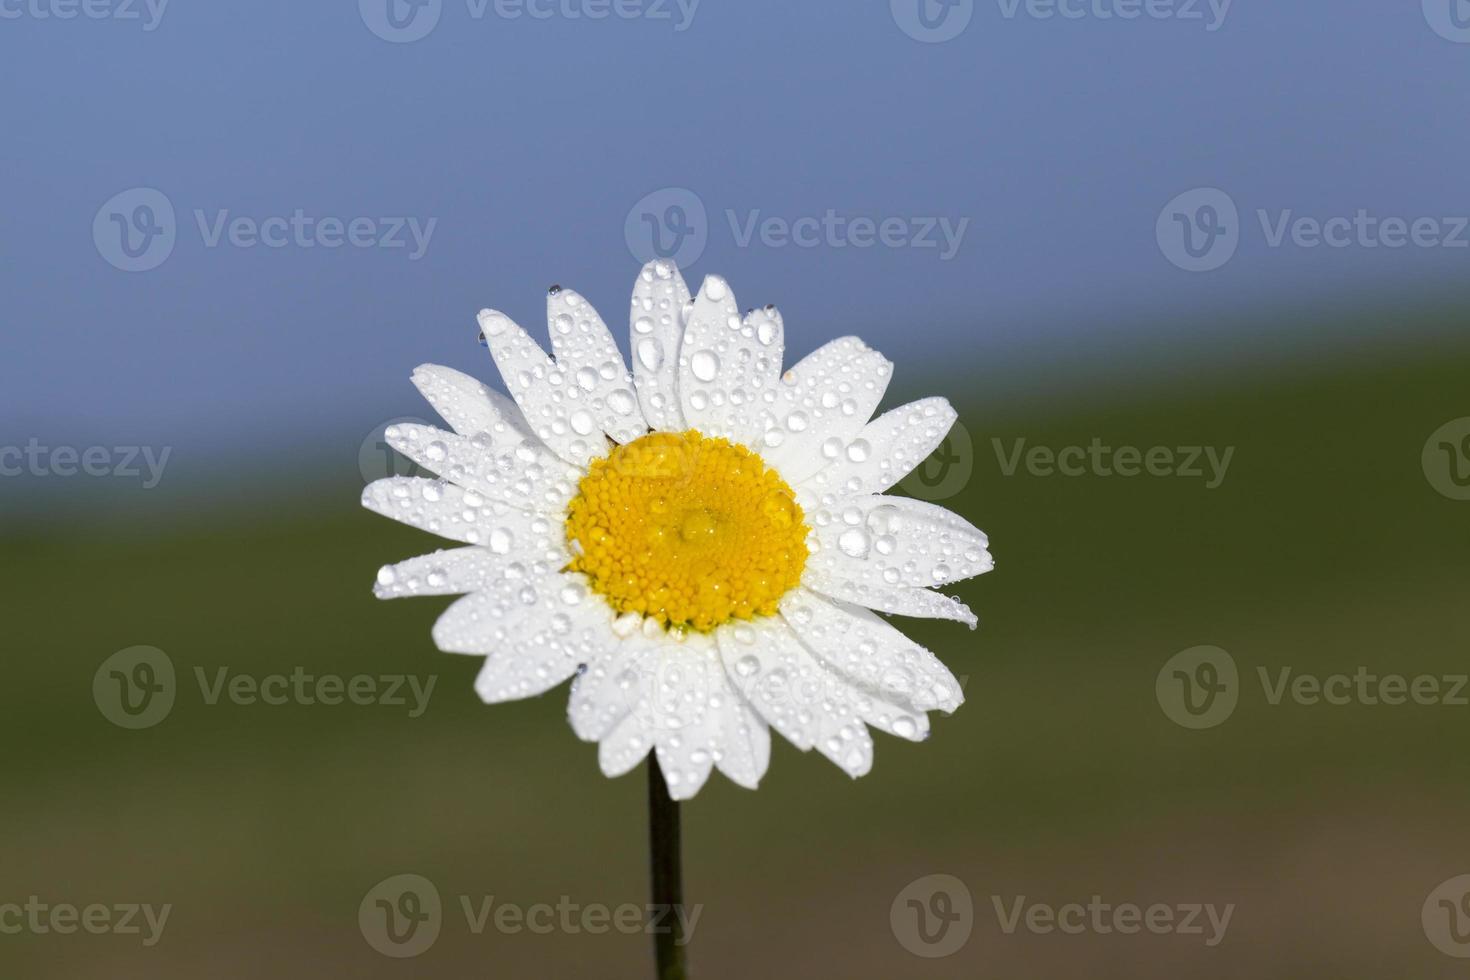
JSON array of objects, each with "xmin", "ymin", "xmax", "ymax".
[{"xmin": 647, "ymin": 755, "xmax": 688, "ymax": 980}]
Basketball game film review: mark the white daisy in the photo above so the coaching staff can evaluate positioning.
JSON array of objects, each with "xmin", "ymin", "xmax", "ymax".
[{"xmin": 363, "ymin": 261, "xmax": 993, "ymax": 800}]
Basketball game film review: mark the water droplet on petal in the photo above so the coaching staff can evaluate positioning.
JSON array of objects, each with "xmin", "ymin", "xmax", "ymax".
[
  {"xmin": 691, "ymin": 350, "xmax": 720, "ymax": 383},
  {"xmin": 637, "ymin": 337, "xmax": 663, "ymax": 371},
  {"xmin": 569, "ymin": 410, "xmax": 596, "ymax": 435},
  {"xmin": 838, "ymin": 528, "xmax": 871, "ymax": 558}
]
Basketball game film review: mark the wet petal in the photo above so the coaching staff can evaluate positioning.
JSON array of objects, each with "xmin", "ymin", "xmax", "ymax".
[
  {"xmin": 629, "ymin": 260, "xmax": 691, "ymax": 433},
  {"xmin": 546, "ymin": 287, "xmax": 648, "ymax": 444},
  {"xmin": 795, "ymin": 397, "xmax": 956, "ymax": 507}
]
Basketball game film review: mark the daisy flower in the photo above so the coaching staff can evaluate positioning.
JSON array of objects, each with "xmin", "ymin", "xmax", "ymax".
[{"xmin": 363, "ymin": 261, "xmax": 993, "ymax": 800}]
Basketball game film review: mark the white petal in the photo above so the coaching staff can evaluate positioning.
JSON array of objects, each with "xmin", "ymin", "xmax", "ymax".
[
  {"xmin": 802, "ymin": 495, "xmax": 992, "ymax": 627},
  {"xmin": 755, "ymin": 337, "xmax": 892, "ymax": 484},
  {"xmin": 677, "ymin": 275, "xmax": 782, "ymax": 446},
  {"xmin": 796, "ymin": 397, "xmax": 957, "ymax": 508},
  {"xmin": 411, "ymin": 364, "xmax": 533, "ymax": 444},
  {"xmin": 801, "ymin": 569, "xmax": 977, "ymax": 627},
  {"xmin": 545, "ymin": 287, "xmax": 648, "ymax": 444},
  {"xmin": 713, "ymin": 693, "xmax": 771, "ymax": 791},
  {"xmin": 433, "ymin": 572, "xmax": 612, "ymax": 704},
  {"xmin": 478, "ymin": 308, "xmax": 612, "ymax": 468},
  {"xmin": 384, "ymin": 422, "xmax": 579, "ymax": 515},
  {"xmin": 780, "ymin": 588, "xmax": 964, "ymax": 714},
  {"xmin": 567, "ymin": 634, "xmax": 658, "ymax": 742},
  {"xmin": 361, "ymin": 477, "xmax": 568, "ymax": 552},
  {"xmin": 599, "ymin": 710, "xmax": 654, "ymax": 778},
  {"xmin": 717, "ymin": 617, "xmax": 925, "ymax": 780},
  {"xmin": 650, "ymin": 635, "xmax": 722, "ymax": 801},
  {"xmin": 629, "ymin": 260, "xmax": 690, "ymax": 432},
  {"xmin": 373, "ymin": 546, "xmax": 552, "ymax": 600},
  {"xmin": 716, "ymin": 617, "xmax": 820, "ymax": 750}
]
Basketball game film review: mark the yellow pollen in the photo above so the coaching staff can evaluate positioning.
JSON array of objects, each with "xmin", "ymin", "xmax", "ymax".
[{"xmin": 564, "ymin": 430, "xmax": 809, "ymax": 632}]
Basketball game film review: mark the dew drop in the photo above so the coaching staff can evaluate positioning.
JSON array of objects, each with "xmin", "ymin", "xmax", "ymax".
[
  {"xmin": 569, "ymin": 410, "xmax": 596, "ymax": 435},
  {"xmin": 691, "ymin": 349, "xmax": 720, "ymax": 382},
  {"xmin": 637, "ymin": 337, "xmax": 663, "ymax": 371},
  {"xmin": 838, "ymin": 528, "xmax": 871, "ymax": 558},
  {"xmin": 607, "ymin": 389, "xmax": 635, "ymax": 415}
]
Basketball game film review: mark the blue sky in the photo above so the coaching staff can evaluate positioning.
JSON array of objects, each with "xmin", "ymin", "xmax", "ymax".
[{"xmin": 3, "ymin": 0, "xmax": 1467, "ymax": 462}]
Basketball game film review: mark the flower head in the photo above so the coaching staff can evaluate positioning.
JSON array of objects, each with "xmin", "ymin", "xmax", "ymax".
[{"xmin": 364, "ymin": 261, "xmax": 993, "ymax": 799}]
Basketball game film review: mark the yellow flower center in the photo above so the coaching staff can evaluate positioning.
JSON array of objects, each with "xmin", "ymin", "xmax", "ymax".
[{"xmin": 565, "ymin": 430, "xmax": 809, "ymax": 632}]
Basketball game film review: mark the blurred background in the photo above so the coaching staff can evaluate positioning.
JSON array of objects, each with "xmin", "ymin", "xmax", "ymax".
[{"xmin": 3, "ymin": 0, "xmax": 1470, "ymax": 976}]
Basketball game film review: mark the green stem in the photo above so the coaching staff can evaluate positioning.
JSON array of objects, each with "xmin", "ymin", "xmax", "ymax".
[{"xmin": 647, "ymin": 755, "xmax": 688, "ymax": 980}]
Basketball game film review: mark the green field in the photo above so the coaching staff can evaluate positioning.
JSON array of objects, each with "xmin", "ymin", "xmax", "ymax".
[{"xmin": 5, "ymin": 335, "xmax": 1469, "ymax": 978}]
